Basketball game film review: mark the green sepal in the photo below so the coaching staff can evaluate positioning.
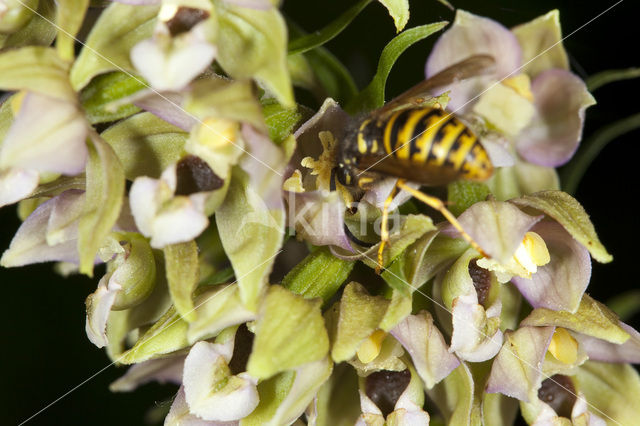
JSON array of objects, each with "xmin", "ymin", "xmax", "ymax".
[
  {"xmin": 78, "ymin": 134, "xmax": 125, "ymax": 276},
  {"xmin": 0, "ymin": 0, "xmax": 56, "ymax": 49},
  {"xmin": 242, "ymin": 357, "xmax": 333, "ymax": 426},
  {"xmin": 164, "ymin": 240, "xmax": 199, "ymax": 322},
  {"xmin": 447, "ymin": 181, "xmax": 491, "ymax": 216},
  {"xmin": 111, "ymin": 233, "xmax": 157, "ymax": 310},
  {"xmin": 575, "ymin": 361, "xmax": 640, "ymax": 426},
  {"xmin": 287, "ymin": 0, "xmax": 372, "ymax": 55},
  {"xmin": 510, "ymin": 190, "xmax": 612, "ymax": 263},
  {"xmin": 377, "ymin": 0, "xmax": 410, "ymax": 32},
  {"xmin": 118, "ymin": 306, "xmax": 189, "ymax": 364},
  {"xmin": 187, "ymin": 284, "xmax": 256, "ymax": 344},
  {"xmin": 262, "ymin": 98, "xmax": 303, "ymax": 145},
  {"xmin": 0, "ymin": 95, "xmax": 13, "ymax": 142},
  {"xmin": 281, "ymin": 246, "xmax": 354, "ymax": 305},
  {"xmin": 55, "ymin": 0, "xmax": 89, "ymax": 61},
  {"xmin": 0, "ymin": 46, "xmax": 75, "ymax": 101},
  {"xmin": 70, "ymin": 3, "xmax": 158, "ymax": 90},
  {"xmin": 80, "ymin": 72, "xmax": 146, "ymax": 124},
  {"xmin": 185, "ymin": 78, "xmax": 266, "ymax": 133},
  {"xmin": 331, "ymin": 282, "xmax": 390, "ymax": 362},
  {"xmin": 426, "ymin": 362, "xmax": 474, "ymax": 425},
  {"xmin": 246, "ymin": 285, "xmax": 329, "ymax": 379},
  {"xmin": 215, "ymin": 168, "xmax": 284, "ymax": 311},
  {"xmin": 101, "ymin": 112, "xmax": 187, "ymax": 180},
  {"xmin": 0, "ymin": 0, "xmax": 39, "ymax": 35},
  {"xmin": 346, "ymin": 22, "xmax": 448, "ymax": 114},
  {"xmin": 482, "ymin": 392, "xmax": 519, "ymax": 426},
  {"xmin": 313, "ymin": 363, "xmax": 361, "ymax": 426},
  {"xmin": 216, "ymin": 2, "xmax": 293, "ymax": 107},
  {"xmin": 521, "ymin": 294, "xmax": 629, "ymax": 344}
]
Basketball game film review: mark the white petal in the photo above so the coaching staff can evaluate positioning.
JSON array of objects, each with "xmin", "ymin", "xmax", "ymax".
[
  {"xmin": 150, "ymin": 196, "xmax": 209, "ymax": 247},
  {"xmin": 0, "ymin": 167, "xmax": 38, "ymax": 207},
  {"xmin": 110, "ymin": 356, "xmax": 185, "ymax": 392},
  {"xmin": 129, "ymin": 176, "xmax": 163, "ymax": 237},
  {"xmin": 165, "ymin": 387, "xmax": 238, "ymax": 426},
  {"xmin": 0, "ymin": 93, "xmax": 88, "ymax": 174},
  {"xmin": 85, "ymin": 273, "xmax": 122, "ymax": 348}
]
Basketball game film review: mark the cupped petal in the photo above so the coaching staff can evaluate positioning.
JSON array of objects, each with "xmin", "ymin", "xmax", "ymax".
[
  {"xmin": 150, "ymin": 195, "xmax": 209, "ymax": 247},
  {"xmin": 446, "ymin": 200, "xmax": 542, "ymax": 264},
  {"xmin": 183, "ymin": 341, "xmax": 259, "ymax": 421},
  {"xmin": 0, "ymin": 167, "xmax": 38, "ymax": 207},
  {"xmin": 110, "ymin": 355, "xmax": 185, "ymax": 392},
  {"xmin": 516, "ymin": 69, "xmax": 595, "ymax": 167},
  {"xmin": 0, "ymin": 92, "xmax": 88, "ymax": 174},
  {"xmin": 574, "ymin": 322, "xmax": 640, "ymax": 364},
  {"xmin": 129, "ymin": 175, "xmax": 164, "ymax": 238},
  {"xmin": 425, "ymin": 10, "xmax": 521, "ymax": 111},
  {"xmin": 486, "ymin": 326, "xmax": 555, "ymax": 402},
  {"xmin": 134, "ymin": 90, "xmax": 198, "ymax": 132},
  {"xmin": 390, "ymin": 311, "xmax": 460, "ymax": 389},
  {"xmin": 512, "ymin": 221, "xmax": 591, "ymax": 313},
  {"xmin": 85, "ymin": 272, "xmax": 122, "ymax": 348},
  {"xmin": 165, "ymin": 386, "xmax": 237, "ymax": 426}
]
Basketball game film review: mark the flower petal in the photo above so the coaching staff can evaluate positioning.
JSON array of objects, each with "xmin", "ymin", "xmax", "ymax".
[
  {"xmin": 512, "ymin": 221, "xmax": 591, "ymax": 312},
  {"xmin": 110, "ymin": 355, "xmax": 185, "ymax": 392},
  {"xmin": 0, "ymin": 92, "xmax": 88, "ymax": 174},
  {"xmin": 134, "ymin": 90, "xmax": 198, "ymax": 132},
  {"xmin": 85, "ymin": 272, "xmax": 122, "ymax": 348},
  {"xmin": 0, "ymin": 167, "xmax": 38, "ymax": 207},
  {"xmin": 425, "ymin": 10, "xmax": 521, "ymax": 111},
  {"xmin": 165, "ymin": 386, "xmax": 237, "ymax": 426},
  {"xmin": 391, "ymin": 311, "xmax": 460, "ymax": 389},
  {"xmin": 516, "ymin": 69, "xmax": 595, "ymax": 167},
  {"xmin": 183, "ymin": 341, "xmax": 259, "ymax": 421},
  {"xmin": 574, "ymin": 322, "xmax": 640, "ymax": 364},
  {"xmin": 486, "ymin": 326, "xmax": 554, "ymax": 402}
]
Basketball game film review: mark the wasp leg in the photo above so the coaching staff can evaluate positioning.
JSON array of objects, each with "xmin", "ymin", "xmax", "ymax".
[
  {"xmin": 376, "ymin": 180, "xmax": 403, "ymax": 274},
  {"xmin": 396, "ymin": 181, "xmax": 489, "ymax": 258}
]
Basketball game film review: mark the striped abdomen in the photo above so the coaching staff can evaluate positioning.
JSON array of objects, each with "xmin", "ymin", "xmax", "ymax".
[{"xmin": 354, "ymin": 107, "xmax": 493, "ymax": 184}]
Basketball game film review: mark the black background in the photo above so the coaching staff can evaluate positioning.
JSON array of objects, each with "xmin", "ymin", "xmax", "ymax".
[{"xmin": 1, "ymin": 0, "xmax": 638, "ymax": 424}]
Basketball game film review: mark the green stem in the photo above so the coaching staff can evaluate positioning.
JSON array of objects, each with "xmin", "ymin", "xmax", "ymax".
[
  {"xmin": 607, "ymin": 290, "xmax": 640, "ymax": 321},
  {"xmin": 586, "ymin": 68, "xmax": 640, "ymax": 92},
  {"xmin": 561, "ymin": 112, "xmax": 640, "ymax": 195}
]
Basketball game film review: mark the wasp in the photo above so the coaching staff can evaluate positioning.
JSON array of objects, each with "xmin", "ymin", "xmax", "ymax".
[{"xmin": 331, "ymin": 55, "xmax": 496, "ymax": 272}]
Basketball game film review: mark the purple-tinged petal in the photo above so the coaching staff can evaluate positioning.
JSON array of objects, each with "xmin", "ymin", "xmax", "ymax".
[
  {"xmin": 481, "ymin": 134, "xmax": 515, "ymax": 168},
  {"xmin": 425, "ymin": 10, "xmax": 521, "ymax": 111},
  {"xmin": 285, "ymin": 189, "xmax": 352, "ymax": 251},
  {"xmin": 0, "ymin": 191, "xmax": 83, "ymax": 267},
  {"xmin": 391, "ymin": 311, "xmax": 460, "ymax": 389},
  {"xmin": 445, "ymin": 200, "xmax": 542, "ymax": 264},
  {"xmin": 110, "ymin": 356, "xmax": 185, "ymax": 392},
  {"xmin": 240, "ymin": 125, "xmax": 286, "ymax": 210},
  {"xmin": 362, "ymin": 177, "xmax": 416, "ymax": 210},
  {"xmin": 134, "ymin": 90, "xmax": 198, "ymax": 132},
  {"xmin": 0, "ymin": 93, "xmax": 88, "ymax": 174},
  {"xmin": 516, "ymin": 69, "xmax": 595, "ymax": 167},
  {"xmin": 486, "ymin": 326, "xmax": 555, "ymax": 402},
  {"xmin": 0, "ymin": 168, "xmax": 38, "ymax": 207},
  {"xmin": 574, "ymin": 322, "xmax": 640, "ymax": 364},
  {"xmin": 512, "ymin": 221, "xmax": 591, "ymax": 313}
]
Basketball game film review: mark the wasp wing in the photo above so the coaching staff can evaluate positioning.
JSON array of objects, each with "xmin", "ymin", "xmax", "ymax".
[{"xmin": 371, "ymin": 54, "xmax": 496, "ymax": 120}]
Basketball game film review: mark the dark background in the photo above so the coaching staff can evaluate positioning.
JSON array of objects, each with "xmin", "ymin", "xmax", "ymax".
[{"xmin": 1, "ymin": 0, "xmax": 638, "ymax": 424}]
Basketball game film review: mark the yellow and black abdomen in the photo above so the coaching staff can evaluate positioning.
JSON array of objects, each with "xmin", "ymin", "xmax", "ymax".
[{"xmin": 353, "ymin": 107, "xmax": 493, "ymax": 186}]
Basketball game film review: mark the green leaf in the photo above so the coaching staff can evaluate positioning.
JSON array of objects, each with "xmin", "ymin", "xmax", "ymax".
[
  {"xmin": 304, "ymin": 47, "xmax": 359, "ymax": 105},
  {"xmin": 55, "ymin": 0, "xmax": 89, "ymax": 61},
  {"xmin": 101, "ymin": 112, "xmax": 187, "ymax": 180},
  {"xmin": 80, "ymin": 72, "xmax": 146, "ymax": 124},
  {"xmin": 0, "ymin": 0, "xmax": 56, "ymax": 49},
  {"xmin": 185, "ymin": 78, "xmax": 266, "ymax": 133},
  {"xmin": 281, "ymin": 247, "xmax": 354, "ymax": 304},
  {"xmin": 287, "ymin": 0, "xmax": 373, "ymax": 55},
  {"xmin": 346, "ymin": 22, "xmax": 448, "ymax": 114},
  {"xmin": 111, "ymin": 233, "xmax": 157, "ymax": 310},
  {"xmin": 247, "ymin": 285, "xmax": 330, "ymax": 379},
  {"xmin": 377, "ymin": 0, "xmax": 410, "ymax": 32},
  {"xmin": 262, "ymin": 98, "xmax": 303, "ymax": 145},
  {"xmin": 586, "ymin": 67, "xmax": 640, "ymax": 91},
  {"xmin": 164, "ymin": 240, "xmax": 199, "ymax": 322},
  {"xmin": 510, "ymin": 190, "xmax": 612, "ymax": 263},
  {"xmin": 215, "ymin": 168, "xmax": 285, "ymax": 311},
  {"xmin": 0, "ymin": 46, "xmax": 75, "ymax": 100},
  {"xmin": 561, "ymin": 112, "xmax": 640, "ymax": 196},
  {"xmin": 70, "ymin": 3, "xmax": 158, "ymax": 90},
  {"xmin": 607, "ymin": 290, "xmax": 640, "ymax": 321},
  {"xmin": 447, "ymin": 181, "xmax": 491, "ymax": 216},
  {"xmin": 521, "ymin": 294, "xmax": 630, "ymax": 344},
  {"xmin": 119, "ymin": 306, "xmax": 189, "ymax": 364},
  {"xmin": 216, "ymin": 2, "xmax": 293, "ymax": 107},
  {"xmin": 575, "ymin": 361, "xmax": 640, "ymax": 426},
  {"xmin": 78, "ymin": 134, "xmax": 125, "ymax": 276},
  {"xmin": 331, "ymin": 282, "xmax": 390, "ymax": 362}
]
